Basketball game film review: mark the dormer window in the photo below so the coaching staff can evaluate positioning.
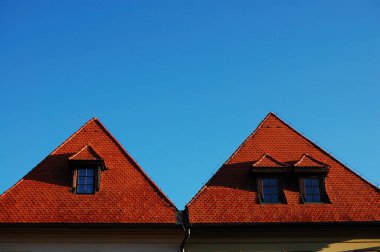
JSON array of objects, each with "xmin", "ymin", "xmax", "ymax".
[
  {"xmin": 68, "ymin": 145, "xmax": 106, "ymax": 195},
  {"xmin": 299, "ymin": 176, "xmax": 329, "ymax": 203},
  {"xmin": 76, "ymin": 168, "xmax": 96, "ymax": 194},
  {"xmin": 261, "ymin": 178, "xmax": 280, "ymax": 203},
  {"xmin": 294, "ymin": 155, "xmax": 330, "ymax": 204},
  {"xmin": 252, "ymin": 155, "xmax": 289, "ymax": 204},
  {"xmin": 301, "ymin": 177, "xmax": 322, "ymax": 202}
]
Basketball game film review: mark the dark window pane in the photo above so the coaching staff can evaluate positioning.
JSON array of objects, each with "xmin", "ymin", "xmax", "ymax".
[
  {"xmin": 269, "ymin": 187, "xmax": 278, "ymax": 194},
  {"xmin": 76, "ymin": 168, "xmax": 95, "ymax": 194},
  {"xmin": 78, "ymin": 177, "xmax": 86, "ymax": 185},
  {"xmin": 304, "ymin": 179, "xmax": 312, "ymax": 186},
  {"xmin": 311, "ymin": 187, "xmax": 320, "ymax": 194},
  {"xmin": 263, "ymin": 179, "xmax": 271, "ymax": 186},
  {"xmin": 270, "ymin": 179, "xmax": 277, "ymax": 186},
  {"xmin": 77, "ymin": 185, "xmax": 85, "ymax": 194},
  {"xmin": 86, "ymin": 169, "xmax": 94, "ymax": 176},
  {"xmin": 78, "ymin": 169, "xmax": 86, "ymax": 177},
  {"xmin": 312, "ymin": 179, "xmax": 319, "ymax": 186},
  {"xmin": 270, "ymin": 195, "xmax": 278, "ymax": 202},
  {"xmin": 312, "ymin": 195, "xmax": 321, "ymax": 202},
  {"xmin": 306, "ymin": 195, "xmax": 313, "ymax": 202},
  {"xmin": 86, "ymin": 185, "xmax": 94, "ymax": 194},
  {"xmin": 262, "ymin": 178, "xmax": 279, "ymax": 203},
  {"xmin": 303, "ymin": 178, "xmax": 322, "ymax": 202}
]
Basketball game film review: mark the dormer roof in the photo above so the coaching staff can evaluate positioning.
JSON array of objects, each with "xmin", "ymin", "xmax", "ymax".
[
  {"xmin": 253, "ymin": 154, "xmax": 288, "ymax": 168},
  {"xmin": 252, "ymin": 154, "xmax": 290, "ymax": 173},
  {"xmin": 295, "ymin": 154, "xmax": 329, "ymax": 168},
  {"xmin": 69, "ymin": 145, "xmax": 103, "ymax": 161},
  {"xmin": 294, "ymin": 154, "xmax": 329, "ymax": 173}
]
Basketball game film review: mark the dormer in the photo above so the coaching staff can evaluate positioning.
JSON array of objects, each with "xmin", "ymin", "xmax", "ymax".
[
  {"xmin": 252, "ymin": 154, "xmax": 290, "ymax": 204},
  {"xmin": 294, "ymin": 154, "xmax": 330, "ymax": 203},
  {"xmin": 68, "ymin": 145, "xmax": 106, "ymax": 194}
]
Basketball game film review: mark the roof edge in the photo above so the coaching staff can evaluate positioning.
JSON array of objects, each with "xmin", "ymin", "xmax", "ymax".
[
  {"xmin": 186, "ymin": 112, "xmax": 273, "ymax": 207},
  {"xmin": 189, "ymin": 221, "xmax": 380, "ymax": 229},
  {"xmin": 1, "ymin": 118, "xmax": 100, "ymax": 198},
  {"xmin": 0, "ymin": 223, "xmax": 182, "ymax": 229},
  {"xmin": 270, "ymin": 113, "xmax": 379, "ymax": 191},
  {"xmin": 90, "ymin": 119, "xmax": 178, "ymax": 213}
]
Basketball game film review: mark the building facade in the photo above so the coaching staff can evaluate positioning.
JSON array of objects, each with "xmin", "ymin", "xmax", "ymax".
[
  {"xmin": 0, "ymin": 118, "xmax": 183, "ymax": 251},
  {"xmin": 184, "ymin": 113, "xmax": 380, "ymax": 252}
]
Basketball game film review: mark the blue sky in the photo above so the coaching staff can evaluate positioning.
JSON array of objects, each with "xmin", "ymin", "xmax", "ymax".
[{"xmin": 0, "ymin": 1, "xmax": 379, "ymax": 208}]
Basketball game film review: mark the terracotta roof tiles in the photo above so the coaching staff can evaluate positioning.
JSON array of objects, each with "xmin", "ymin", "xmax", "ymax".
[
  {"xmin": 187, "ymin": 113, "xmax": 380, "ymax": 224},
  {"xmin": 0, "ymin": 118, "xmax": 177, "ymax": 224}
]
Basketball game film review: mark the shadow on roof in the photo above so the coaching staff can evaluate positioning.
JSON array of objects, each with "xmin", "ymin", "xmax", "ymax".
[
  {"xmin": 24, "ymin": 153, "xmax": 75, "ymax": 188},
  {"xmin": 208, "ymin": 161, "xmax": 300, "ymax": 194}
]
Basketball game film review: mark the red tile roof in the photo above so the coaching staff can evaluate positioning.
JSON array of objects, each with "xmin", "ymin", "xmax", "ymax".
[
  {"xmin": 0, "ymin": 118, "xmax": 177, "ymax": 224},
  {"xmin": 187, "ymin": 113, "xmax": 380, "ymax": 224}
]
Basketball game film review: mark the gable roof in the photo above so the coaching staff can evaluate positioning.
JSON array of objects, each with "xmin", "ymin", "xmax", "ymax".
[
  {"xmin": 187, "ymin": 113, "xmax": 380, "ymax": 225},
  {"xmin": 0, "ymin": 118, "xmax": 177, "ymax": 224}
]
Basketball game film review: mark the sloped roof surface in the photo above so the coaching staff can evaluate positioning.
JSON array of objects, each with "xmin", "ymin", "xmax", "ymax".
[
  {"xmin": 0, "ymin": 118, "xmax": 176, "ymax": 224},
  {"xmin": 187, "ymin": 113, "xmax": 380, "ymax": 224}
]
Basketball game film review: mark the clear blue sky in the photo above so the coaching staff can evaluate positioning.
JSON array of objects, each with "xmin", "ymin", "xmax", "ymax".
[{"xmin": 1, "ymin": 1, "xmax": 379, "ymax": 209}]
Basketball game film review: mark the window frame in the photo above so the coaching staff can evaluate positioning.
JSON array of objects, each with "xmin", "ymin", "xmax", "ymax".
[
  {"xmin": 75, "ymin": 167, "xmax": 96, "ymax": 195},
  {"xmin": 257, "ymin": 176, "xmax": 287, "ymax": 204},
  {"xmin": 299, "ymin": 175, "xmax": 329, "ymax": 204},
  {"xmin": 71, "ymin": 163, "xmax": 102, "ymax": 195}
]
